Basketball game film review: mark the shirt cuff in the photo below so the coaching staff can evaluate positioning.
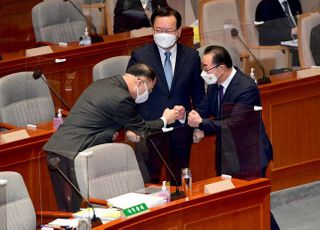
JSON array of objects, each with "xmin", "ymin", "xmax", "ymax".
[
  {"xmin": 160, "ymin": 116, "xmax": 167, "ymax": 128},
  {"xmin": 179, "ymin": 112, "xmax": 186, "ymax": 124}
]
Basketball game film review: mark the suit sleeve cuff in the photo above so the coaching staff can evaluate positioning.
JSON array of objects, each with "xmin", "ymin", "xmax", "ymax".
[{"xmin": 160, "ymin": 116, "xmax": 167, "ymax": 128}]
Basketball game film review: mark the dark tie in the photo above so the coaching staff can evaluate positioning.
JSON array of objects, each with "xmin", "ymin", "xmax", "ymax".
[
  {"xmin": 218, "ymin": 85, "xmax": 224, "ymax": 113},
  {"xmin": 164, "ymin": 51, "xmax": 173, "ymax": 89},
  {"xmin": 282, "ymin": 1, "xmax": 296, "ymax": 28}
]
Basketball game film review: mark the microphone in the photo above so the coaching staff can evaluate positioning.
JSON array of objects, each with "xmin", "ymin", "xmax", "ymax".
[
  {"xmin": 48, "ymin": 156, "xmax": 103, "ymax": 227},
  {"xmin": 230, "ymin": 28, "xmax": 271, "ymax": 85},
  {"xmin": 63, "ymin": 0, "xmax": 103, "ymax": 43},
  {"xmin": 32, "ymin": 70, "xmax": 71, "ymax": 111},
  {"xmin": 146, "ymin": 133, "xmax": 186, "ymax": 201}
]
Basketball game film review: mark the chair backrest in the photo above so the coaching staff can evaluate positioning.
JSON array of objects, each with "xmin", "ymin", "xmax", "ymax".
[
  {"xmin": 93, "ymin": 55, "xmax": 131, "ymax": 81},
  {"xmin": 32, "ymin": 0, "xmax": 87, "ymax": 43},
  {"xmin": 74, "ymin": 143, "xmax": 145, "ymax": 200},
  {"xmin": 240, "ymin": 0, "xmax": 261, "ymax": 47},
  {"xmin": 199, "ymin": 0, "xmax": 240, "ymax": 46},
  {"xmin": 0, "ymin": 171, "xmax": 36, "ymax": 230},
  {"xmin": 300, "ymin": 0, "xmax": 320, "ymax": 13},
  {"xmin": 105, "ymin": 0, "xmax": 118, "ymax": 34},
  {"xmin": 0, "ymin": 72, "xmax": 55, "ymax": 127},
  {"xmin": 298, "ymin": 13, "xmax": 320, "ymax": 68}
]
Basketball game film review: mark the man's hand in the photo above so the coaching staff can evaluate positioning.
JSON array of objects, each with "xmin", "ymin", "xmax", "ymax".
[
  {"xmin": 112, "ymin": 132, "xmax": 119, "ymax": 142},
  {"xmin": 162, "ymin": 108, "xmax": 179, "ymax": 124},
  {"xmin": 193, "ymin": 129, "xmax": 205, "ymax": 143},
  {"xmin": 188, "ymin": 110, "xmax": 203, "ymax": 127},
  {"xmin": 125, "ymin": 130, "xmax": 141, "ymax": 142},
  {"xmin": 173, "ymin": 105, "xmax": 186, "ymax": 120}
]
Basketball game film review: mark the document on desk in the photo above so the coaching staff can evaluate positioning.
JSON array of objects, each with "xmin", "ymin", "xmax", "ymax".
[
  {"xmin": 73, "ymin": 207, "xmax": 121, "ymax": 222},
  {"xmin": 281, "ymin": 39, "xmax": 298, "ymax": 48},
  {"xmin": 107, "ymin": 192, "xmax": 167, "ymax": 210}
]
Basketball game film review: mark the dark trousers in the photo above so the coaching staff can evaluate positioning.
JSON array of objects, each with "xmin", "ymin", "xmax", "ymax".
[
  {"xmin": 135, "ymin": 125, "xmax": 193, "ymax": 186},
  {"xmin": 47, "ymin": 152, "xmax": 82, "ymax": 212}
]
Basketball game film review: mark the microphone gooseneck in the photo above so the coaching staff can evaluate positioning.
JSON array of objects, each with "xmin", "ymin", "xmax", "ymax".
[
  {"xmin": 64, "ymin": 0, "xmax": 103, "ymax": 43},
  {"xmin": 49, "ymin": 156, "xmax": 102, "ymax": 227},
  {"xmin": 147, "ymin": 138, "xmax": 186, "ymax": 201},
  {"xmin": 33, "ymin": 69, "xmax": 71, "ymax": 110},
  {"xmin": 230, "ymin": 28, "xmax": 271, "ymax": 85}
]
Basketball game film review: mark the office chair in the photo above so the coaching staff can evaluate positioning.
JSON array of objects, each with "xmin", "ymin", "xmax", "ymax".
[
  {"xmin": 74, "ymin": 143, "xmax": 145, "ymax": 200},
  {"xmin": 0, "ymin": 72, "xmax": 55, "ymax": 130},
  {"xmin": 32, "ymin": 0, "xmax": 87, "ymax": 43},
  {"xmin": 92, "ymin": 55, "xmax": 131, "ymax": 81},
  {"xmin": 298, "ymin": 12, "xmax": 320, "ymax": 68},
  {"xmin": 240, "ymin": 0, "xmax": 290, "ymax": 75},
  {"xmin": 0, "ymin": 171, "xmax": 36, "ymax": 230}
]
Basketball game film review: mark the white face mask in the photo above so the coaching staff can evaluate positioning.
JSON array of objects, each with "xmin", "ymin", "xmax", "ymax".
[
  {"xmin": 135, "ymin": 82, "xmax": 149, "ymax": 104},
  {"xmin": 153, "ymin": 33, "xmax": 177, "ymax": 49},
  {"xmin": 201, "ymin": 71, "xmax": 218, "ymax": 85}
]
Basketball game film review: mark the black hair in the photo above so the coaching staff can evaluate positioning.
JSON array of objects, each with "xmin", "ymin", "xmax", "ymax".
[
  {"xmin": 204, "ymin": 45, "xmax": 233, "ymax": 68},
  {"xmin": 126, "ymin": 63, "xmax": 157, "ymax": 81},
  {"xmin": 151, "ymin": 7, "xmax": 182, "ymax": 29}
]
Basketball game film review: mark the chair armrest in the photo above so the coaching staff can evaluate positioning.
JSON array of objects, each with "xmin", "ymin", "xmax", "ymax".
[
  {"xmin": 0, "ymin": 122, "xmax": 17, "ymax": 130},
  {"xmin": 36, "ymin": 211, "xmax": 73, "ymax": 225},
  {"xmin": 88, "ymin": 198, "xmax": 109, "ymax": 207},
  {"xmin": 249, "ymin": 45, "xmax": 289, "ymax": 52}
]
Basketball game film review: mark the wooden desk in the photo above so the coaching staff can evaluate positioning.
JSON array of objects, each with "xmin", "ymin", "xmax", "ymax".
[
  {"xmin": 0, "ymin": 124, "xmax": 57, "ymax": 211},
  {"xmin": 0, "ymin": 27, "xmax": 194, "ymax": 109},
  {"xmin": 259, "ymin": 72, "xmax": 320, "ymax": 191},
  {"xmin": 93, "ymin": 177, "xmax": 271, "ymax": 230}
]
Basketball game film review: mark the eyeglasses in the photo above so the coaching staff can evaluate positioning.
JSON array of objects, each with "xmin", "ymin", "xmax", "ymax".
[
  {"xmin": 153, "ymin": 28, "xmax": 178, "ymax": 34},
  {"xmin": 201, "ymin": 65, "xmax": 220, "ymax": 72}
]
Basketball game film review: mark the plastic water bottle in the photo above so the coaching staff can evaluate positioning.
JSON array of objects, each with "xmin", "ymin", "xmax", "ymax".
[
  {"xmin": 53, "ymin": 108, "xmax": 63, "ymax": 129},
  {"xmin": 250, "ymin": 68, "xmax": 258, "ymax": 84},
  {"xmin": 79, "ymin": 27, "xmax": 91, "ymax": 46},
  {"xmin": 181, "ymin": 168, "xmax": 192, "ymax": 196}
]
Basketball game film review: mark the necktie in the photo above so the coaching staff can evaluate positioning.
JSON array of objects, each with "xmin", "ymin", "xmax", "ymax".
[
  {"xmin": 164, "ymin": 51, "xmax": 173, "ymax": 89},
  {"xmin": 282, "ymin": 1, "xmax": 296, "ymax": 28},
  {"xmin": 146, "ymin": 0, "xmax": 152, "ymax": 11},
  {"xmin": 218, "ymin": 85, "xmax": 224, "ymax": 113}
]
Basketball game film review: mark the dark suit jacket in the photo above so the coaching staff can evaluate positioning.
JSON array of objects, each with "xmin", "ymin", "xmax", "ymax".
[
  {"xmin": 255, "ymin": 0, "xmax": 303, "ymax": 45},
  {"xmin": 310, "ymin": 24, "xmax": 320, "ymax": 66},
  {"xmin": 197, "ymin": 68, "xmax": 273, "ymax": 177},
  {"xmin": 113, "ymin": 0, "xmax": 168, "ymax": 33},
  {"xmin": 127, "ymin": 43, "xmax": 205, "ymax": 122},
  {"xmin": 44, "ymin": 75, "xmax": 163, "ymax": 160}
]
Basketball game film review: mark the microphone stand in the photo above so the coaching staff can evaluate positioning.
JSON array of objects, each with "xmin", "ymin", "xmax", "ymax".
[
  {"xmin": 230, "ymin": 28, "xmax": 271, "ymax": 85},
  {"xmin": 64, "ymin": 0, "xmax": 103, "ymax": 43},
  {"xmin": 147, "ymin": 138, "xmax": 186, "ymax": 201},
  {"xmin": 32, "ymin": 70, "xmax": 71, "ymax": 111},
  {"xmin": 49, "ymin": 157, "xmax": 102, "ymax": 227}
]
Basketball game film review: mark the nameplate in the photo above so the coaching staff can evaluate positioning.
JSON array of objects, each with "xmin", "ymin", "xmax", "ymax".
[
  {"xmin": 0, "ymin": 129, "xmax": 30, "ymax": 143},
  {"xmin": 297, "ymin": 67, "xmax": 320, "ymax": 79},
  {"xmin": 121, "ymin": 203, "xmax": 149, "ymax": 218},
  {"xmin": 204, "ymin": 179, "xmax": 235, "ymax": 195},
  {"xmin": 25, "ymin": 46, "xmax": 53, "ymax": 57}
]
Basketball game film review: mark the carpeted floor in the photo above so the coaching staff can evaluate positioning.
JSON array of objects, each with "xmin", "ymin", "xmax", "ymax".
[{"xmin": 271, "ymin": 181, "xmax": 320, "ymax": 230}]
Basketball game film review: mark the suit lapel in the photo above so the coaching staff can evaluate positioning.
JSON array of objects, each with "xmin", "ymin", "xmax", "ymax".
[
  {"xmin": 223, "ymin": 71, "xmax": 240, "ymax": 103},
  {"xmin": 170, "ymin": 44, "xmax": 184, "ymax": 93}
]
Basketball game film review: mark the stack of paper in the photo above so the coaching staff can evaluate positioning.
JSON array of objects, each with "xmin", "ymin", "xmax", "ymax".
[
  {"xmin": 107, "ymin": 192, "xmax": 167, "ymax": 210},
  {"xmin": 73, "ymin": 207, "xmax": 121, "ymax": 222}
]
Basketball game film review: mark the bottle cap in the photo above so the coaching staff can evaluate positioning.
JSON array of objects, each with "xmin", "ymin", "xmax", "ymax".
[{"xmin": 162, "ymin": 181, "xmax": 167, "ymax": 191}]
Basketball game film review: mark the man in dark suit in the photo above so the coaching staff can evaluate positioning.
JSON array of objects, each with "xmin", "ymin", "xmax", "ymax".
[
  {"xmin": 255, "ymin": 0, "xmax": 303, "ymax": 45},
  {"xmin": 127, "ymin": 7, "xmax": 205, "ymax": 184},
  {"xmin": 113, "ymin": 0, "xmax": 168, "ymax": 33},
  {"xmin": 188, "ymin": 45, "xmax": 279, "ymax": 230},
  {"xmin": 44, "ymin": 64, "xmax": 180, "ymax": 211},
  {"xmin": 310, "ymin": 24, "xmax": 320, "ymax": 66}
]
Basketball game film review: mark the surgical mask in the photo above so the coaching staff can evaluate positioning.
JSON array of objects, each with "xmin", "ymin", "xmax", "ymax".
[
  {"xmin": 135, "ymin": 82, "xmax": 149, "ymax": 104},
  {"xmin": 154, "ymin": 33, "xmax": 177, "ymax": 49},
  {"xmin": 201, "ymin": 71, "xmax": 218, "ymax": 85}
]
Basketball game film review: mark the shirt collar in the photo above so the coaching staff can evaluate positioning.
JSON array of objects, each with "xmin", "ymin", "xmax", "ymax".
[
  {"xmin": 220, "ymin": 66, "xmax": 236, "ymax": 93},
  {"xmin": 157, "ymin": 44, "xmax": 177, "ymax": 60}
]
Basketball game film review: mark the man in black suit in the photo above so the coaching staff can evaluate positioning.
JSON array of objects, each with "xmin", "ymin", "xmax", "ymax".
[
  {"xmin": 255, "ymin": 0, "xmax": 303, "ymax": 45},
  {"xmin": 127, "ymin": 7, "xmax": 205, "ymax": 184},
  {"xmin": 188, "ymin": 45, "xmax": 279, "ymax": 229},
  {"xmin": 310, "ymin": 24, "xmax": 320, "ymax": 66},
  {"xmin": 44, "ymin": 63, "xmax": 180, "ymax": 211},
  {"xmin": 113, "ymin": 0, "xmax": 168, "ymax": 33}
]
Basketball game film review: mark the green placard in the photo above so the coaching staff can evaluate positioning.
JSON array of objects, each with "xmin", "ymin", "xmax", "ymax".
[{"xmin": 121, "ymin": 203, "xmax": 149, "ymax": 218}]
